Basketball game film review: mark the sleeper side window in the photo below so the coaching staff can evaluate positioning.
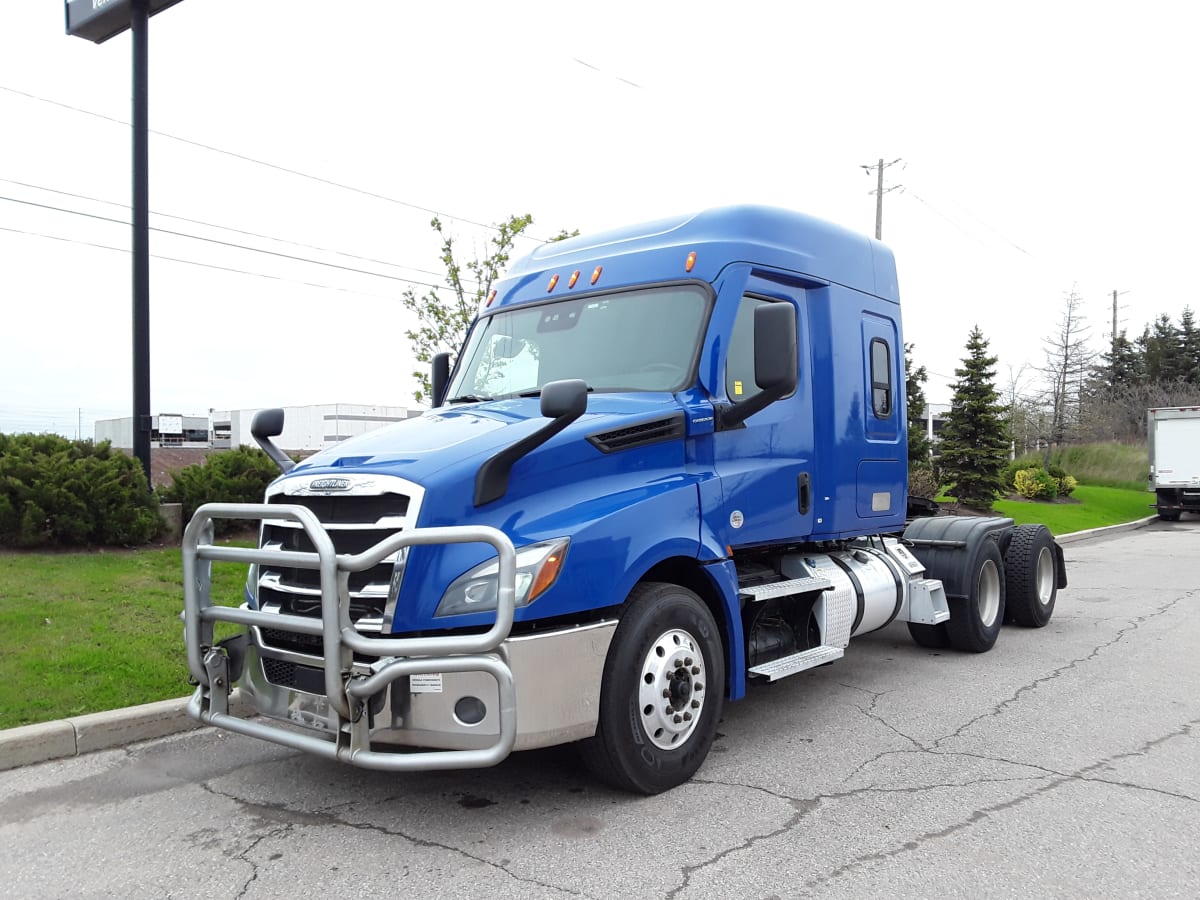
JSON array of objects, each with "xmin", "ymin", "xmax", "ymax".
[{"xmin": 870, "ymin": 338, "xmax": 892, "ymax": 418}]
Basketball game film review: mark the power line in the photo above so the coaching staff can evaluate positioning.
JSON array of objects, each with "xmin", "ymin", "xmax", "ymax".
[
  {"xmin": 0, "ymin": 83, "xmax": 552, "ymax": 243},
  {"xmin": 0, "ymin": 176, "xmax": 457, "ymax": 283},
  {"xmin": 0, "ymin": 224, "xmax": 413, "ymax": 300},
  {"xmin": 0, "ymin": 195, "xmax": 457, "ymax": 292}
]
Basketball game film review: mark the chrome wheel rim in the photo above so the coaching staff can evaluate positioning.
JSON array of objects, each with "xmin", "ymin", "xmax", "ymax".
[
  {"xmin": 1035, "ymin": 547, "xmax": 1055, "ymax": 605},
  {"xmin": 978, "ymin": 559, "xmax": 1001, "ymax": 627},
  {"xmin": 638, "ymin": 628, "xmax": 707, "ymax": 750}
]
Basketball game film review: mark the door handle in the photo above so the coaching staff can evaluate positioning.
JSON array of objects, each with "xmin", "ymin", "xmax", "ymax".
[{"xmin": 798, "ymin": 472, "xmax": 811, "ymax": 515}]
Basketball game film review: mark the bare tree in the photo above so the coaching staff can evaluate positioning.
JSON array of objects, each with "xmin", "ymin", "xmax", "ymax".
[{"xmin": 1038, "ymin": 288, "xmax": 1096, "ymax": 454}]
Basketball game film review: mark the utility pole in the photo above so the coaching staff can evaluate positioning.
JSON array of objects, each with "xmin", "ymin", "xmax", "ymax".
[
  {"xmin": 1112, "ymin": 289, "xmax": 1118, "ymax": 362},
  {"xmin": 861, "ymin": 158, "xmax": 902, "ymax": 240},
  {"xmin": 1110, "ymin": 289, "xmax": 1129, "ymax": 362}
]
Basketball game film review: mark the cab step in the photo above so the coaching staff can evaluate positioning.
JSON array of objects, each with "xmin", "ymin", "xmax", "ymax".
[
  {"xmin": 748, "ymin": 645, "xmax": 844, "ymax": 681},
  {"xmin": 739, "ymin": 575, "xmax": 833, "ymax": 603}
]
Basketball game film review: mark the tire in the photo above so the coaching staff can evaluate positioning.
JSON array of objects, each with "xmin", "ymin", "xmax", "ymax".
[
  {"xmin": 1158, "ymin": 510, "xmax": 1182, "ymax": 522},
  {"xmin": 945, "ymin": 539, "xmax": 1005, "ymax": 653},
  {"xmin": 1004, "ymin": 524, "xmax": 1058, "ymax": 627},
  {"xmin": 907, "ymin": 621, "xmax": 951, "ymax": 649},
  {"xmin": 578, "ymin": 582, "xmax": 725, "ymax": 794}
]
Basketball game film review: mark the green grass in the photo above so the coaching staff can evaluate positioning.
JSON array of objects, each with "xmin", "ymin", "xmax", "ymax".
[
  {"xmin": 989, "ymin": 484, "xmax": 1152, "ymax": 534},
  {"xmin": 0, "ymin": 540, "xmax": 251, "ymax": 730}
]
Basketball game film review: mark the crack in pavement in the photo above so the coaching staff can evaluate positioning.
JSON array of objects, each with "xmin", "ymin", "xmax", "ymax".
[
  {"xmin": 671, "ymin": 714, "xmax": 1198, "ymax": 895},
  {"xmin": 799, "ymin": 718, "xmax": 1200, "ymax": 891},
  {"xmin": 669, "ymin": 773, "xmax": 1051, "ymax": 898},
  {"xmin": 199, "ymin": 783, "xmax": 593, "ymax": 898},
  {"xmin": 931, "ymin": 588, "xmax": 1196, "ymax": 750}
]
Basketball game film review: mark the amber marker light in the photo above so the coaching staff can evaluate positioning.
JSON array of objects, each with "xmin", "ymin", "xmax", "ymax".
[
  {"xmin": 568, "ymin": 270, "xmax": 580, "ymax": 288},
  {"xmin": 547, "ymin": 274, "xmax": 559, "ymax": 292},
  {"xmin": 590, "ymin": 265, "xmax": 603, "ymax": 285},
  {"xmin": 485, "ymin": 289, "xmax": 497, "ymax": 307},
  {"xmin": 685, "ymin": 251, "xmax": 697, "ymax": 272},
  {"xmin": 529, "ymin": 547, "xmax": 567, "ymax": 601}
]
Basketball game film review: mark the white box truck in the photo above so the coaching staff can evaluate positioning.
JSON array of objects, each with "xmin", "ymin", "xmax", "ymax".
[{"xmin": 1148, "ymin": 406, "xmax": 1200, "ymax": 520}]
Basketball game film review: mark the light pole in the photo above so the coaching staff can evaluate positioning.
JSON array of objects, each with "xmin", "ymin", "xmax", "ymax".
[{"xmin": 66, "ymin": 0, "xmax": 185, "ymax": 483}]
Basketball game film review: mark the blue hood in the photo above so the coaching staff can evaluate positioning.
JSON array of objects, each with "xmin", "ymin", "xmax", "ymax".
[{"xmin": 287, "ymin": 393, "xmax": 687, "ymax": 496}]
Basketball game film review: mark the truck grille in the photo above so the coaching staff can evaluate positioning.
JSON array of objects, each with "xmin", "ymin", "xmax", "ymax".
[{"xmin": 254, "ymin": 478, "xmax": 421, "ymax": 656}]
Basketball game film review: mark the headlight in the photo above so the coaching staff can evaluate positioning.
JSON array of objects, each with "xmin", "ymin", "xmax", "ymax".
[{"xmin": 435, "ymin": 538, "xmax": 569, "ymax": 618}]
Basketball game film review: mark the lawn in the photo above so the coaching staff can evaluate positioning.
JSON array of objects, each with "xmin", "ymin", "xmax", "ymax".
[
  {"xmin": 989, "ymin": 484, "xmax": 1152, "ymax": 534},
  {"xmin": 0, "ymin": 540, "xmax": 251, "ymax": 730}
]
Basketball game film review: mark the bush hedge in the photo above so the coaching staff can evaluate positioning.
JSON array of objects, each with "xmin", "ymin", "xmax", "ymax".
[
  {"xmin": 0, "ymin": 434, "xmax": 161, "ymax": 547},
  {"xmin": 158, "ymin": 446, "xmax": 280, "ymax": 534}
]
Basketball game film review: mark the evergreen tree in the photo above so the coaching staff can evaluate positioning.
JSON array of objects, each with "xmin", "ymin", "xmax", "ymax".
[
  {"xmin": 1179, "ymin": 307, "xmax": 1200, "ymax": 384},
  {"xmin": 1137, "ymin": 314, "xmax": 1181, "ymax": 383},
  {"xmin": 904, "ymin": 343, "xmax": 932, "ymax": 467},
  {"xmin": 939, "ymin": 326, "xmax": 1009, "ymax": 510}
]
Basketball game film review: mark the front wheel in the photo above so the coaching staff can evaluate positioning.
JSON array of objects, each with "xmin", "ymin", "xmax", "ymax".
[{"xmin": 578, "ymin": 582, "xmax": 725, "ymax": 794}]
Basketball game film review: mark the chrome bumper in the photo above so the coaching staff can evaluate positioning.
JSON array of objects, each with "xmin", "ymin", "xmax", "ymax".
[{"xmin": 183, "ymin": 502, "xmax": 612, "ymax": 771}]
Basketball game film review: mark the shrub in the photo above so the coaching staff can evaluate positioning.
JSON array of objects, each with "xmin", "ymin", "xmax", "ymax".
[
  {"xmin": 1013, "ymin": 467, "xmax": 1059, "ymax": 500},
  {"xmin": 908, "ymin": 465, "xmax": 941, "ymax": 499},
  {"xmin": 158, "ymin": 446, "xmax": 280, "ymax": 534},
  {"xmin": 0, "ymin": 433, "xmax": 160, "ymax": 547},
  {"xmin": 1002, "ymin": 456, "xmax": 1043, "ymax": 491},
  {"xmin": 1056, "ymin": 473, "xmax": 1078, "ymax": 497}
]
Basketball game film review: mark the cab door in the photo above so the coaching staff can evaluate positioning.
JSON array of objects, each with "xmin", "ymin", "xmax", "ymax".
[{"xmin": 712, "ymin": 274, "xmax": 814, "ymax": 548}]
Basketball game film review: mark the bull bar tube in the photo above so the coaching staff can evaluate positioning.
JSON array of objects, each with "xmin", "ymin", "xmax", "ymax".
[{"xmin": 182, "ymin": 502, "xmax": 518, "ymax": 771}]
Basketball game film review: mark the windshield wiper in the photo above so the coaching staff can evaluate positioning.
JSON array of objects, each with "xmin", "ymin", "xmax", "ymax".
[{"xmin": 447, "ymin": 394, "xmax": 493, "ymax": 403}]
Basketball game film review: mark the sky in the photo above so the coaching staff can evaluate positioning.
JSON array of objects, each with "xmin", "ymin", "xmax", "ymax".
[{"xmin": 2, "ymin": 1, "xmax": 1198, "ymax": 438}]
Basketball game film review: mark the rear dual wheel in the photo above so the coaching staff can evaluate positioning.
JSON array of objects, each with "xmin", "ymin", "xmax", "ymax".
[
  {"xmin": 908, "ymin": 538, "xmax": 1006, "ymax": 653},
  {"xmin": 1004, "ymin": 524, "xmax": 1058, "ymax": 627}
]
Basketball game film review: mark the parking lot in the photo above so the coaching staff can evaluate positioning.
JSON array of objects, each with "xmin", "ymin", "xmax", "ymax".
[{"xmin": 2, "ymin": 520, "xmax": 1197, "ymax": 898}]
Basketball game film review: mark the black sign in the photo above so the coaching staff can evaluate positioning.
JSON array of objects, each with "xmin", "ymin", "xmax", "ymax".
[{"xmin": 65, "ymin": 0, "xmax": 184, "ymax": 44}]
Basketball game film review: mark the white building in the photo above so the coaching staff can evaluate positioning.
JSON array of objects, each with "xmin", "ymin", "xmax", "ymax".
[
  {"xmin": 96, "ymin": 404, "xmax": 415, "ymax": 452},
  {"xmin": 211, "ymin": 404, "xmax": 415, "ymax": 451},
  {"xmin": 95, "ymin": 413, "xmax": 211, "ymax": 449}
]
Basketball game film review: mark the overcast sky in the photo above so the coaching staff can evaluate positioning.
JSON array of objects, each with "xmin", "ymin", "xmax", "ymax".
[{"xmin": 2, "ymin": 1, "xmax": 1197, "ymax": 438}]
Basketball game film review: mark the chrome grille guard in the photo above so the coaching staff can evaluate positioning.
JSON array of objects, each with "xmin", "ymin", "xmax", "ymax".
[{"xmin": 182, "ymin": 502, "xmax": 517, "ymax": 771}]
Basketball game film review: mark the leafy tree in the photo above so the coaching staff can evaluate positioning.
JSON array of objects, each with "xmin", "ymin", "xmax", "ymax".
[
  {"xmin": 939, "ymin": 326, "xmax": 1009, "ymax": 510},
  {"xmin": 400, "ymin": 215, "xmax": 578, "ymax": 403}
]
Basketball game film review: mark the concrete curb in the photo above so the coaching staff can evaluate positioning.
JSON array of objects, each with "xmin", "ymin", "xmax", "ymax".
[
  {"xmin": 0, "ymin": 690, "xmax": 253, "ymax": 772},
  {"xmin": 0, "ymin": 516, "xmax": 1162, "ymax": 773},
  {"xmin": 1053, "ymin": 515, "xmax": 1157, "ymax": 544}
]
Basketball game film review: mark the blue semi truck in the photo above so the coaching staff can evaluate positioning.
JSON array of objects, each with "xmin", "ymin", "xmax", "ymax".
[{"xmin": 183, "ymin": 206, "xmax": 1066, "ymax": 794}]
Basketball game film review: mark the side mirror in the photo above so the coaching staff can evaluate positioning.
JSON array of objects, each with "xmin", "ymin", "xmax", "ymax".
[
  {"xmin": 251, "ymin": 408, "xmax": 295, "ymax": 474},
  {"xmin": 431, "ymin": 352, "xmax": 451, "ymax": 408},
  {"xmin": 541, "ymin": 378, "xmax": 588, "ymax": 420},
  {"xmin": 753, "ymin": 302, "xmax": 799, "ymax": 392},
  {"xmin": 475, "ymin": 379, "xmax": 589, "ymax": 506}
]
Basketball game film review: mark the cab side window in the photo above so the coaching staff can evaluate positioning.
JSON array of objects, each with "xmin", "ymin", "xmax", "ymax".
[{"xmin": 725, "ymin": 295, "xmax": 772, "ymax": 401}]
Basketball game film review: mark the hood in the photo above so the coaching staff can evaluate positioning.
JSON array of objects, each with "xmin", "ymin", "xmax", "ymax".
[{"xmin": 286, "ymin": 393, "xmax": 686, "ymax": 489}]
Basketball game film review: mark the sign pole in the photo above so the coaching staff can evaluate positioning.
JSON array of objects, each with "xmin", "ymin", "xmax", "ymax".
[{"xmin": 131, "ymin": 0, "xmax": 151, "ymax": 483}]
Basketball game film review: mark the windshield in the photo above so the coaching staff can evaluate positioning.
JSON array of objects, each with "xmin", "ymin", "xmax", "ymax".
[{"xmin": 445, "ymin": 283, "xmax": 710, "ymax": 401}]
